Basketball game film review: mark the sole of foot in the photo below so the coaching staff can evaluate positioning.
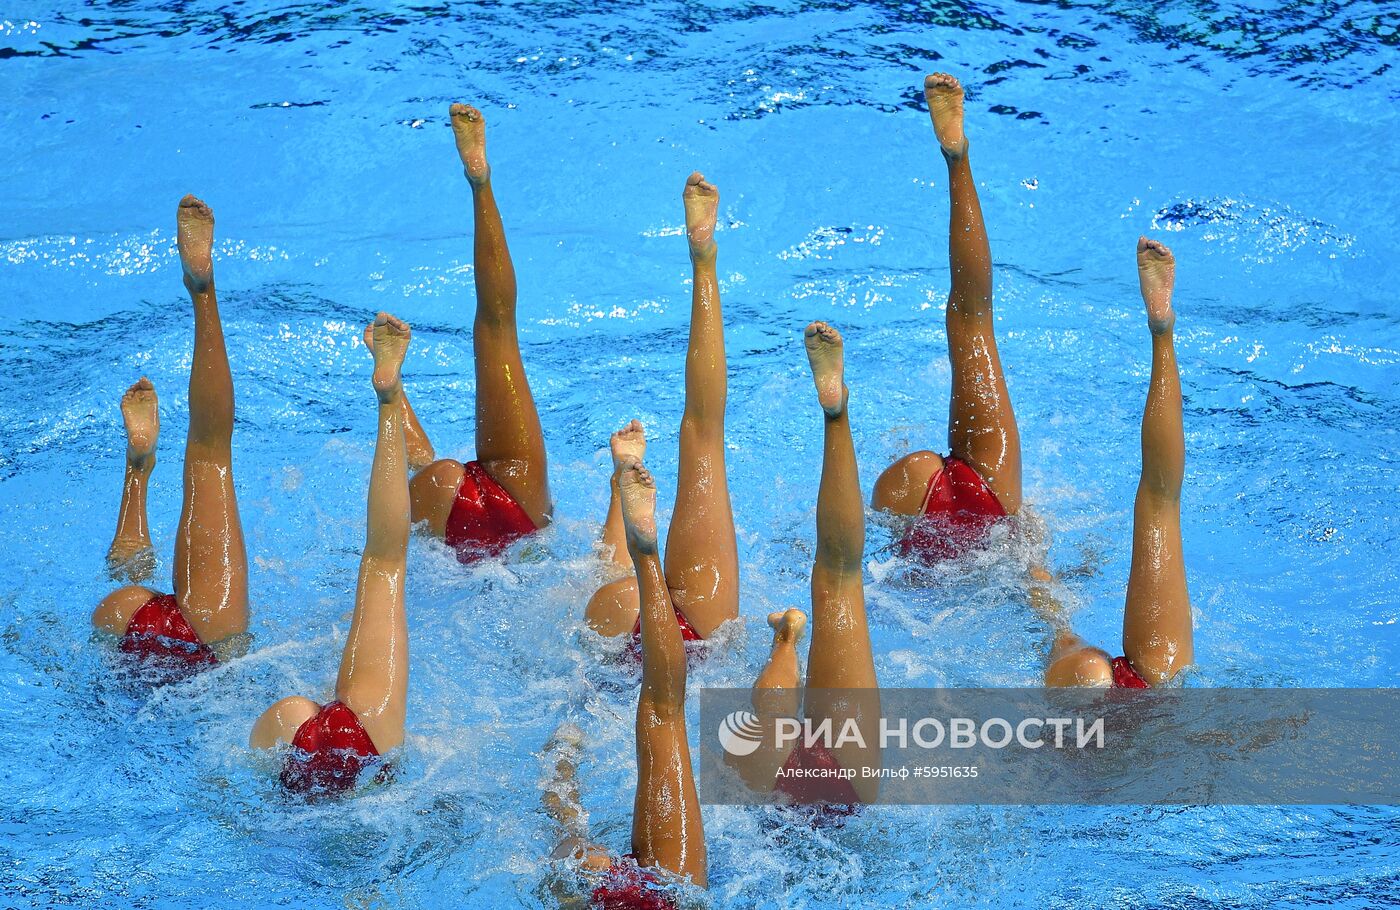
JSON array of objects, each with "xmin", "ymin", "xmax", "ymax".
[
  {"xmin": 682, "ymin": 171, "xmax": 719, "ymax": 260},
  {"xmin": 804, "ymin": 321, "xmax": 846, "ymax": 417},
  {"xmin": 1136, "ymin": 236, "xmax": 1176, "ymax": 334},
  {"xmin": 450, "ymin": 103, "xmax": 490, "ymax": 185},
  {"xmin": 924, "ymin": 73, "xmax": 967, "ymax": 157},
  {"xmin": 610, "ymin": 419, "xmax": 646, "ymax": 468},
  {"xmin": 617, "ymin": 456, "xmax": 659, "ymax": 553},
  {"xmin": 121, "ymin": 377, "xmax": 159, "ymax": 462},
  {"xmin": 370, "ymin": 312, "xmax": 411, "ymax": 401},
  {"xmin": 176, "ymin": 194, "xmax": 215, "ymax": 293}
]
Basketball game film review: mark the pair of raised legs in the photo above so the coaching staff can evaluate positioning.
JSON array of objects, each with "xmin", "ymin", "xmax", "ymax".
[
  {"xmin": 585, "ymin": 173, "xmax": 738, "ymax": 640},
  {"xmin": 94, "ymin": 195, "xmax": 249, "ymax": 652},
  {"xmin": 873, "ymin": 74, "xmax": 1023, "ymax": 523},
  {"xmin": 1040, "ymin": 239, "xmax": 1193, "ymax": 687},
  {"xmin": 388, "ymin": 105, "xmax": 551, "ymax": 541},
  {"xmin": 250, "ymin": 314, "xmax": 413, "ymax": 754},
  {"xmin": 546, "ymin": 324, "xmax": 882, "ymax": 897}
]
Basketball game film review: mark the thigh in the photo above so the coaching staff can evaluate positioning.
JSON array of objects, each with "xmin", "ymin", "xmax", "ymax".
[
  {"xmin": 175, "ymin": 456, "xmax": 249, "ymax": 639},
  {"xmin": 585, "ymin": 576, "xmax": 641, "ymax": 637},
  {"xmin": 92, "ymin": 585, "xmax": 160, "ymax": 636},
  {"xmin": 250, "ymin": 696, "xmax": 320, "ymax": 749},
  {"xmin": 872, "ymin": 450, "xmax": 943, "ymax": 515},
  {"xmin": 664, "ymin": 425, "xmax": 738, "ymax": 637},
  {"xmin": 410, "ymin": 458, "xmax": 465, "ymax": 537},
  {"xmin": 1123, "ymin": 497, "xmax": 1191, "ymax": 681},
  {"xmin": 945, "ymin": 316, "xmax": 1021, "ymax": 512}
]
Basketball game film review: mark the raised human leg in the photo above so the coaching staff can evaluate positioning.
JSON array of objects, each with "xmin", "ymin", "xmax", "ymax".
[
  {"xmin": 930, "ymin": 74, "xmax": 1022, "ymax": 514},
  {"xmin": 363, "ymin": 323, "xmax": 436, "ymax": 472},
  {"xmin": 106, "ymin": 378, "xmax": 159, "ymax": 581},
  {"xmin": 333, "ymin": 313, "xmax": 413, "ymax": 753},
  {"xmin": 600, "ymin": 420, "xmax": 646, "ymax": 570},
  {"xmin": 802, "ymin": 322, "xmax": 880, "ymax": 803},
  {"xmin": 450, "ymin": 103, "xmax": 550, "ymax": 528},
  {"xmin": 663, "ymin": 172, "xmax": 738, "ymax": 639},
  {"xmin": 619, "ymin": 457, "xmax": 706, "ymax": 887},
  {"xmin": 1122, "ymin": 238, "xmax": 1192, "ymax": 684},
  {"xmin": 724, "ymin": 609, "xmax": 807, "ymax": 791},
  {"xmin": 583, "ymin": 421, "xmax": 647, "ymax": 636},
  {"xmin": 171, "ymin": 195, "xmax": 249, "ymax": 644}
]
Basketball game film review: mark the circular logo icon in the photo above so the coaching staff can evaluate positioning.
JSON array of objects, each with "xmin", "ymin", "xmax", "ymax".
[{"xmin": 717, "ymin": 710, "xmax": 764, "ymax": 757}]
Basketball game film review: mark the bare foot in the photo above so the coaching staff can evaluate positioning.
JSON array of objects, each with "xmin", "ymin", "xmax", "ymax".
[
  {"xmin": 449, "ymin": 103, "xmax": 490, "ymax": 185},
  {"xmin": 121, "ymin": 378, "xmax": 159, "ymax": 467},
  {"xmin": 1137, "ymin": 236, "xmax": 1176, "ymax": 334},
  {"xmin": 924, "ymin": 73, "xmax": 967, "ymax": 157},
  {"xmin": 176, "ymin": 194, "xmax": 215, "ymax": 293},
  {"xmin": 682, "ymin": 171, "xmax": 719, "ymax": 262},
  {"xmin": 767, "ymin": 608, "xmax": 808, "ymax": 645},
  {"xmin": 804, "ymin": 321, "xmax": 847, "ymax": 417},
  {"xmin": 370, "ymin": 312, "xmax": 411, "ymax": 402},
  {"xmin": 617, "ymin": 456, "xmax": 659, "ymax": 554},
  {"xmin": 610, "ymin": 419, "xmax": 646, "ymax": 469}
]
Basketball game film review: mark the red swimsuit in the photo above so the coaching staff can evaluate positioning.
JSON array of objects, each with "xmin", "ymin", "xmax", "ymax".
[
  {"xmin": 625, "ymin": 604, "xmax": 703, "ymax": 664},
  {"xmin": 443, "ymin": 461, "xmax": 538, "ymax": 563},
  {"xmin": 589, "ymin": 857, "xmax": 677, "ymax": 910},
  {"xmin": 281, "ymin": 701, "xmax": 380, "ymax": 794},
  {"xmin": 1110, "ymin": 656, "xmax": 1150, "ymax": 689},
  {"xmin": 775, "ymin": 739, "xmax": 862, "ymax": 808},
  {"xmin": 120, "ymin": 594, "xmax": 216, "ymax": 668},
  {"xmin": 896, "ymin": 456, "xmax": 1007, "ymax": 562}
]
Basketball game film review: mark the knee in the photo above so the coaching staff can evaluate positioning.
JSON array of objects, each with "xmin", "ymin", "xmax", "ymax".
[
  {"xmin": 92, "ymin": 585, "xmax": 160, "ymax": 636},
  {"xmin": 250, "ymin": 696, "xmax": 320, "ymax": 749},
  {"xmin": 409, "ymin": 458, "xmax": 465, "ymax": 533},
  {"xmin": 584, "ymin": 577, "xmax": 641, "ymax": 637},
  {"xmin": 872, "ymin": 450, "xmax": 944, "ymax": 516}
]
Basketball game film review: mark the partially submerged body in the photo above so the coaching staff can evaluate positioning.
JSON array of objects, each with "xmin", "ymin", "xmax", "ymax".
[
  {"xmin": 92, "ymin": 195, "xmax": 250, "ymax": 672},
  {"xmin": 1041, "ymin": 239, "xmax": 1194, "ymax": 689},
  {"xmin": 873, "ymin": 74, "xmax": 1022, "ymax": 562}
]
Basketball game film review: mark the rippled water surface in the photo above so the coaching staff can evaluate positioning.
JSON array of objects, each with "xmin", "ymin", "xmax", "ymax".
[{"xmin": 2, "ymin": 2, "xmax": 1399, "ymax": 908}]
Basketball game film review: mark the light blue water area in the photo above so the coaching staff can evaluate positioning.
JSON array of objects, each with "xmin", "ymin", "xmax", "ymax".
[{"xmin": 2, "ymin": 1, "xmax": 1398, "ymax": 907}]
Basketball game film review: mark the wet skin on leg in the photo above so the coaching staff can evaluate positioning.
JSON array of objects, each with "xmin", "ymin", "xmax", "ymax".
[
  {"xmin": 1042, "ymin": 239, "xmax": 1192, "ymax": 688},
  {"xmin": 106, "ymin": 378, "xmax": 159, "ymax": 582},
  {"xmin": 662, "ymin": 172, "xmax": 739, "ymax": 639},
  {"xmin": 93, "ymin": 195, "xmax": 249, "ymax": 644},
  {"xmin": 1122, "ymin": 238, "xmax": 1192, "ymax": 683},
  {"xmin": 802, "ymin": 322, "xmax": 881, "ymax": 804},
  {"xmin": 873, "ymin": 74, "xmax": 1021, "ymax": 517},
  {"xmin": 619, "ymin": 456, "xmax": 707, "ymax": 887},
  {"xmin": 407, "ymin": 103, "xmax": 552, "ymax": 536},
  {"xmin": 251, "ymin": 313, "xmax": 414, "ymax": 752},
  {"xmin": 724, "ymin": 609, "xmax": 808, "ymax": 791},
  {"xmin": 584, "ymin": 421, "xmax": 647, "ymax": 637}
]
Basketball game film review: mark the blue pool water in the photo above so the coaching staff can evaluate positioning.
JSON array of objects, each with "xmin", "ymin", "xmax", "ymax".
[{"xmin": 3, "ymin": 1, "xmax": 1399, "ymax": 907}]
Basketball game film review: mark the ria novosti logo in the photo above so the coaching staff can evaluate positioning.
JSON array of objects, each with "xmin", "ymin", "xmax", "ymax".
[{"xmin": 717, "ymin": 710, "xmax": 764, "ymax": 756}]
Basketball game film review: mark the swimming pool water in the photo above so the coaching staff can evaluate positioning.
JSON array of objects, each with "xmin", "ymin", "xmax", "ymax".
[{"xmin": 2, "ymin": 2, "xmax": 1398, "ymax": 907}]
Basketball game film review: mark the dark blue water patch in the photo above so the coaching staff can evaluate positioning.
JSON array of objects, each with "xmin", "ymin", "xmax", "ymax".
[{"xmin": 3, "ymin": 1, "xmax": 1394, "ymax": 93}]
